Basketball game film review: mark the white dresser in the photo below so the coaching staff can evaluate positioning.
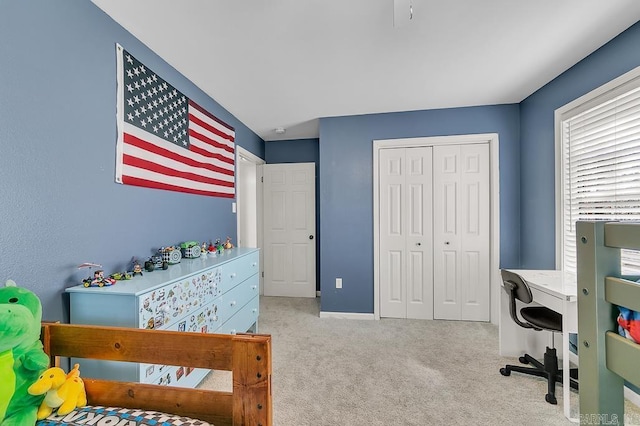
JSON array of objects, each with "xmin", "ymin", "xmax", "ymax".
[{"xmin": 66, "ymin": 247, "xmax": 259, "ymax": 388}]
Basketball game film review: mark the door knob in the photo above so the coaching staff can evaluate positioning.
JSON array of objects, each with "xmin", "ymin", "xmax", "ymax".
[
  {"xmin": 445, "ymin": 242, "xmax": 450, "ymax": 245},
  {"xmin": 309, "ymin": 235, "xmax": 314, "ymax": 240},
  {"xmin": 416, "ymin": 242, "xmax": 421, "ymax": 246}
]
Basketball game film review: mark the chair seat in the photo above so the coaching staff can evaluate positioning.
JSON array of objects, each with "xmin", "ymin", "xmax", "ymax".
[{"xmin": 521, "ymin": 306, "xmax": 562, "ymax": 332}]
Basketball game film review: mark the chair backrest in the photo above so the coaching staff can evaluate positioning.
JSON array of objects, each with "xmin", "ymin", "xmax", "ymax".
[
  {"xmin": 501, "ymin": 269, "xmax": 534, "ymax": 304},
  {"xmin": 501, "ymin": 269, "xmax": 535, "ymax": 329}
]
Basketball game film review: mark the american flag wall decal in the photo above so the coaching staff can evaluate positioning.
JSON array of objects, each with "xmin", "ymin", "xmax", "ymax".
[{"xmin": 115, "ymin": 44, "xmax": 235, "ymax": 198}]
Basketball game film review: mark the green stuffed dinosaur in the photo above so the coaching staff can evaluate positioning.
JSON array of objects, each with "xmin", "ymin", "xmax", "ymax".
[{"xmin": 0, "ymin": 280, "xmax": 49, "ymax": 425}]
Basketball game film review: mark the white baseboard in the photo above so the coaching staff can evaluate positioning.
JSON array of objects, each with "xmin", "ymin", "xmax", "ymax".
[
  {"xmin": 316, "ymin": 291, "xmax": 321, "ymax": 297},
  {"xmin": 319, "ymin": 311, "xmax": 375, "ymax": 320},
  {"xmin": 625, "ymin": 386, "xmax": 640, "ymax": 407}
]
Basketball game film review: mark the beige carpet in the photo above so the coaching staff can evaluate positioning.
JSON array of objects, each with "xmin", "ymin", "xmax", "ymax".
[{"xmin": 200, "ymin": 296, "xmax": 640, "ymax": 425}]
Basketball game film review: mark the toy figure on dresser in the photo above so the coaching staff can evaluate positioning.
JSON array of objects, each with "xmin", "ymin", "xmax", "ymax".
[
  {"xmin": 208, "ymin": 241, "xmax": 216, "ymax": 256},
  {"xmin": 159, "ymin": 246, "xmax": 182, "ymax": 264},
  {"xmin": 144, "ymin": 254, "xmax": 168, "ymax": 272},
  {"xmin": 77, "ymin": 263, "xmax": 115, "ymax": 288},
  {"xmin": 180, "ymin": 241, "xmax": 201, "ymax": 258},
  {"xmin": 215, "ymin": 238, "xmax": 224, "ymax": 255},
  {"xmin": 224, "ymin": 237, "xmax": 234, "ymax": 250},
  {"xmin": 200, "ymin": 242, "xmax": 208, "ymax": 257},
  {"xmin": 109, "ymin": 271, "xmax": 132, "ymax": 281},
  {"xmin": 82, "ymin": 270, "xmax": 116, "ymax": 288},
  {"xmin": 132, "ymin": 258, "xmax": 143, "ymax": 276}
]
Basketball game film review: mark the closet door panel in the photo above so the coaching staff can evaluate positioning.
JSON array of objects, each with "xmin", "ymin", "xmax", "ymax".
[
  {"xmin": 406, "ymin": 147, "xmax": 433, "ymax": 320},
  {"xmin": 433, "ymin": 145, "xmax": 462, "ymax": 320},
  {"xmin": 379, "ymin": 149, "xmax": 407, "ymax": 318},
  {"xmin": 434, "ymin": 144, "xmax": 490, "ymax": 321},
  {"xmin": 380, "ymin": 147, "xmax": 433, "ymax": 319},
  {"xmin": 460, "ymin": 144, "xmax": 490, "ymax": 321}
]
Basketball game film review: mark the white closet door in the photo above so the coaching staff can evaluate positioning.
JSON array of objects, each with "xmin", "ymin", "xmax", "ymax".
[
  {"xmin": 433, "ymin": 144, "xmax": 490, "ymax": 321},
  {"xmin": 379, "ymin": 147, "xmax": 433, "ymax": 319}
]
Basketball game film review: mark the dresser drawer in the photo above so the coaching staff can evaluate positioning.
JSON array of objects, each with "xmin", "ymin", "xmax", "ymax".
[
  {"xmin": 218, "ymin": 251, "xmax": 259, "ymax": 294},
  {"xmin": 219, "ymin": 296, "xmax": 259, "ymax": 335},
  {"xmin": 218, "ymin": 274, "xmax": 259, "ymax": 321}
]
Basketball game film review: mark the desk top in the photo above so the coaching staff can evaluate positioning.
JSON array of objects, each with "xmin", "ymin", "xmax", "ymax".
[{"xmin": 504, "ymin": 269, "xmax": 577, "ymax": 301}]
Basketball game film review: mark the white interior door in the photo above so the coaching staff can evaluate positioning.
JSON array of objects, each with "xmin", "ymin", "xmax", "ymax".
[
  {"xmin": 263, "ymin": 163, "xmax": 316, "ymax": 297},
  {"xmin": 379, "ymin": 147, "xmax": 433, "ymax": 319},
  {"xmin": 433, "ymin": 143, "xmax": 490, "ymax": 321}
]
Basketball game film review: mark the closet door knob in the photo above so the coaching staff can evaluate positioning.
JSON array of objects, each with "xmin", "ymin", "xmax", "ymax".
[
  {"xmin": 416, "ymin": 242, "xmax": 421, "ymax": 246},
  {"xmin": 445, "ymin": 242, "xmax": 450, "ymax": 245}
]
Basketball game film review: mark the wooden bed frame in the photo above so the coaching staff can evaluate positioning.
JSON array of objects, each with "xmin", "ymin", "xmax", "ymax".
[
  {"xmin": 577, "ymin": 220, "xmax": 640, "ymax": 423},
  {"xmin": 40, "ymin": 323, "xmax": 272, "ymax": 426}
]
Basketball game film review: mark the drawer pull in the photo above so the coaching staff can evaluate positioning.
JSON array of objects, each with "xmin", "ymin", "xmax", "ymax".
[
  {"xmin": 230, "ymin": 329, "xmax": 236, "ymax": 335},
  {"xmin": 252, "ymin": 262, "xmax": 257, "ymax": 267},
  {"xmin": 251, "ymin": 285, "xmax": 257, "ymax": 290},
  {"xmin": 252, "ymin": 308, "xmax": 258, "ymax": 314},
  {"xmin": 230, "ymin": 301, "xmax": 236, "ymax": 307},
  {"xmin": 230, "ymin": 273, "xmax": 237, "ymax": 278}
]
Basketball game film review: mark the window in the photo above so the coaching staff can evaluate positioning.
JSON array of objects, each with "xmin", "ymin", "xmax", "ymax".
[{"xmin": 557, "ymin": 67, "xmax": 640, "ymax": 274}]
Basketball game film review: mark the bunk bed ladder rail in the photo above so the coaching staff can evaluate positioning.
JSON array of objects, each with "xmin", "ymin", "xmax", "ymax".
[{"xmin": 577, "ymin": 221, "xmax": 640, "ymax": 425}]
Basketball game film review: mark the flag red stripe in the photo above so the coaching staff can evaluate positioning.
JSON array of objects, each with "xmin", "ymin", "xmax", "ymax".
[
  {"xmin": 124, "ymin": 132, "xmax": 234, "ymax": 177},
  {"xmin": 122, "ymin": 176, "xmax": 234, "ymax": 198},
  {"xmin": 189, "ymin": 128, "xmax": 235, "ymax": 165},
  {"xmin": 189, "ymin": 113, "xmax": 235, "ymax": 148},
  {"xmin": 123, "ymin": 154, "xmax": 234, "ymax": 188},
  {"xmin": 189, "ymin": 100, "xmax": 235, "ymax": 134}
]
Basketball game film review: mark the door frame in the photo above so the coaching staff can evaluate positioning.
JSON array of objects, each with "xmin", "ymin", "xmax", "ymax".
[
  {"xmin": 373, "ymin": 134, "xmax": 501, "ymax": 323},
  {"xmin": 236, "ymin": 146, "xmax": 265, "ymax": 294}
]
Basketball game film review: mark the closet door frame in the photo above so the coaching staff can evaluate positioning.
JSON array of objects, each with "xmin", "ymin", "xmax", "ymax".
[{"xmin": 373, "ymin": 133, "xmax": 501, "ymax": 324}]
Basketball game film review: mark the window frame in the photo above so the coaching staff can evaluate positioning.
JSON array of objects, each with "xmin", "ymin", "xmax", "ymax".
[{"xmin": 555, "ymin": 65, "xmax": 640, "ymax": 271}]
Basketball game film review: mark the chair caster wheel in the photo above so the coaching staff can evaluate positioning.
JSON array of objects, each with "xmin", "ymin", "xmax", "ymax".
[
  {"xmin": 500, "ymin": 368, "xmax": 510, "ymax": 376},
  {"xmin": 545, "ymin": 394, "xmax": 557, "ymax": 405},
  {"xmin": 519, "ymin": 356, "xmax": 529, "ymax": 364}
]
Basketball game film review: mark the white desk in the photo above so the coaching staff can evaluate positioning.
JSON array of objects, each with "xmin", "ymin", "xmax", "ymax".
[{"xmin": 499, "ymin": 269, "xmax": 577, "ymax": 421}]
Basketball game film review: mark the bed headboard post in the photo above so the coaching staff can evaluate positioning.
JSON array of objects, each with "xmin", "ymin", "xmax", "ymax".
[
  {"xmin": 232, "ymin": 333, "xmax": 273, "ymax": 426},
  {"xmin": 576, "ymin": 220, "xmax": 624, "ymax": 421},
  {"xmin": 40, "ymin": 322, "xmax": 60, "ymax": 368}
]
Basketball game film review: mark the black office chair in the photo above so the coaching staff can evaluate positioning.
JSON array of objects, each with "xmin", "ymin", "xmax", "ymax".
[{"xmin": 499, "ymin": 269, "xmax": 578, "ymax": 405}]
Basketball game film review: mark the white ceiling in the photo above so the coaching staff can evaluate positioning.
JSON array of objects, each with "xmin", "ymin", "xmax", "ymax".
[{"xmin": 92, "ymin": 0, "xmax": 640, "ymax": 141}]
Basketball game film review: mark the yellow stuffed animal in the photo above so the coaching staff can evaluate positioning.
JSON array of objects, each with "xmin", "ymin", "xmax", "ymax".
[{"xmin": 27, "ymin": 363, "xmax": 87, "ymax": 420}]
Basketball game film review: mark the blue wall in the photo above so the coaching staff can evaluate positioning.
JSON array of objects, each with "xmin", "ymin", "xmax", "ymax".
[
  {"xmin": 265, "ymin": 138, "xmax": 319, "ymax": 164},
  {"xmin": 519, "ymin": 21, "xmax": 640, "ymax": 269},
  {"xmin": 265, "ymin": 138, "xmax": 321, "ymax": 290},
  {"xmin": 318, "ymin": 106, "xmax": 521, "ymax": 313},
  {"xmin": 0, "ymin": 1, "xmax": 264, "ymax": 321}
]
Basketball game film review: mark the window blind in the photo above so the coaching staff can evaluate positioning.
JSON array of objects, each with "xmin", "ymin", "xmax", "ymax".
[{"xmin": 562, "ymin": 85, "xmax": 640, "ymax": 273}]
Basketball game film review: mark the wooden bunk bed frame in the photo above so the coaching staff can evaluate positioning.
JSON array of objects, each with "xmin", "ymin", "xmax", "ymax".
[
  {"xmin": 40, "ymin": 323, "xmax": 272, "ymax": 426},
  {"xmin": 577, "ymin": 220, "xmax": 640, "ymax": 424}
]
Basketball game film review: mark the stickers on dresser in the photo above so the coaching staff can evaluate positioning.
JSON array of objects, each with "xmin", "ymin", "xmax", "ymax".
[
  {"xmin": 138, "ymin": 267, "xmax": 223, "ymax": 330},
  {"xmin": 138, "ymin": 267, "xmax": 223, "ymax": 386}
]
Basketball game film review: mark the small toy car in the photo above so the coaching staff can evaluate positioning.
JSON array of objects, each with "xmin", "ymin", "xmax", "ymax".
[
  {"xmin": 180, "ymin": 241, "xmax": 201, "ymax": 258},
  {"xmin": 145, "ymin": 255, "xmax": 168, "ymax": 272},
  {"xmin": 110, "ymin": 271, "xmax": 133, "ymax": 281},
  {"xmin": 83, "ymin": 270, "xmax": 116, "ymax": 287}
]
